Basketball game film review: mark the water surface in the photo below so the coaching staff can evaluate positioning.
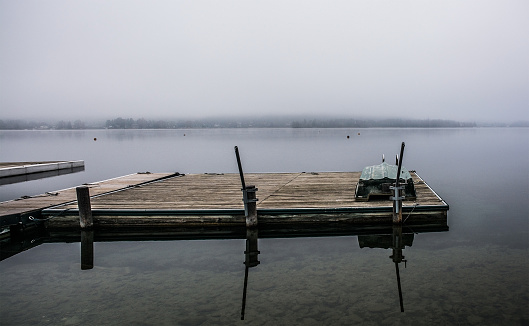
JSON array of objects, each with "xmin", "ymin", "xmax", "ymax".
[{"xmin": 1, "ymin": 128, "xmax": 528, "ymax": 325}]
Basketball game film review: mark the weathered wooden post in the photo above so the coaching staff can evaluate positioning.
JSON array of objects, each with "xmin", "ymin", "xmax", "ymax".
[
  {"xmin": 76, "ymin": 186, "xmax": 93, "ymax": 229},
  {"xmin": 81, "ymin": 230, "xmax": 94, "ymax": 270},
  {"xmin": 391, "ymin": 142, "xmax": 406, "ymax": 224},
  {"xmin": 235, "ymin": 146, "xmax": 258, "ymax": 228}
]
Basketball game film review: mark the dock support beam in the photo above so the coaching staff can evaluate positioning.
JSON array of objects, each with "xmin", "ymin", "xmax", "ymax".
[{"xmin": 76, "ymin": 186, "xmax": 93, "ymax": 229}]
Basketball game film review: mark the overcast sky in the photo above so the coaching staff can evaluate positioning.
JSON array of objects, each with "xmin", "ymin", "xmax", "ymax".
[{"xmin": 1, "ymin": 1, "xmax": 527, "ymax": 122}]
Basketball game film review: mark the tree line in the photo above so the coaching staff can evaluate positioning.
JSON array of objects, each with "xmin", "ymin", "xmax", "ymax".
[
  {"xmin": 0, "ymin": 119, "xmax": 86, "ymax": 130},
  {"xmin": 291, "ymin": 118, "xmax": 477, "ymax": 128},
  {"xmin": 3, "ymin": 117, "xmax": 527, "ymax": 130}
]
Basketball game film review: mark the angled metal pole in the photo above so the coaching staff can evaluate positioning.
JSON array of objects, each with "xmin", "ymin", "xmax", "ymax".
[{"xmin": 234, "ymin": 146, "xmax": 246, "ymax": 190}]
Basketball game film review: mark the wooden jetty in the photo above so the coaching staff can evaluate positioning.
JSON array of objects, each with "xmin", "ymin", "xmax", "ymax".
[
  {"xmin": 0, "ymin": 172, "xmax": 177, "ymax": 229},
  {"xmin": 20, "ymin": 170, "xmax": 448, "ymax": 230},
  {"xmin": 1, "ymin": 166, "xmax": 448, "ymax": 231}
]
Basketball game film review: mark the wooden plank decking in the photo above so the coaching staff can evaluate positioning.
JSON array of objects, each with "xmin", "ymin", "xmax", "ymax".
[
  {"xmin": 37, "ymin": 171, "xmax": 448, "ymax": 229},
  {"xmin": 0, "ymin": 173, "xmax": 178, "ymax": 220},
  {"xmin": 45, "ymin": 172, "xmax": 446, "ymax": 211}
]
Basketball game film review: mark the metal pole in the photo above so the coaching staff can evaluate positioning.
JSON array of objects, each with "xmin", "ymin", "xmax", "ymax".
[
  {"xmin": 392, "ymin": 142, "xmax": 405, "ymax": 223},
  {"xmin": 395, "ymin": 142, "xmax": 405, "ymax": 188},
  {"xmin": 235, "ymin": 146, "xmax": 258, "ymax": 227},
  {"xmin": 234, "ymin": 146, "xmax": 246, "ymax": 190}
]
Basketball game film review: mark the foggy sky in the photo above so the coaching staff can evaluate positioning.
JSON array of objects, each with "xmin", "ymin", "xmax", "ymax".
[{"xmin": 1, "ymin": 1, "xmax": 527, "ymax": 123}]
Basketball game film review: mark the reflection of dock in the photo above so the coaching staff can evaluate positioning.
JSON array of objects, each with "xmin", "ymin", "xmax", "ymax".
[
  {"xmin": 0, "ymin": 223, "xmax": 444, "ymax": 320},
  {"xmin": 1, "ymin": 171, "xmax": 448, "ymax": 231},
  {"xmin": 0, "ymin": 161, "xmax": 85, "ymax": 185}
]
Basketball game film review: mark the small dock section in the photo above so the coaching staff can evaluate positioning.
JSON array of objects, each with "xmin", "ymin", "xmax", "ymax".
[
  {"xmin": 0, "ymin": 161, "xmax": 84, "ymax": 178},
  {"xmin": 0, "ymin": 161, "xmax": 85, "ymax": 185}
]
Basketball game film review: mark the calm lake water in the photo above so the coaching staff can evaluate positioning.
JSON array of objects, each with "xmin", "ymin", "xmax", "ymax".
[{"xmin": 1, "ymin": 128, "xmax": 528, "ymax": 325}]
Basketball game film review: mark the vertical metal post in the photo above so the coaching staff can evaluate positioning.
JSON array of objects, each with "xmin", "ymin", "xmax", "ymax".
[
  {"xmin": 76, "ymin": 186, "xmax": 93, "ymax": 229},
  {"xmin": 392, "ymin": 142, "xmax": 405, "ymax": 224},
  {"xmin": 235, "ymin": 146, "xmax": 258, "ymax": 228},
  {"xmin": 244, "ymin": 185, "xmax": 258, "ymax": 228}
]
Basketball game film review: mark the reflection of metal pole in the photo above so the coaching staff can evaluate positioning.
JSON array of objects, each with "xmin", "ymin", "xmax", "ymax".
[
  {"xmin": 241, "ymin": 264, "xmax": 249, "ymax": 320},
  {"xmin": 390, "ymin": 225, "xmax": 406, "ymax": 312},
  {"xmin": 395, "ymin": 262, "xmax": 404, "ymax": 312},
  {"xmin": 241, "ymin": 229, "xmax": 260, "ymax": 320},
  {"xmin": 81, "ymin": 230, "xmax": 94, "ymax": 270}
]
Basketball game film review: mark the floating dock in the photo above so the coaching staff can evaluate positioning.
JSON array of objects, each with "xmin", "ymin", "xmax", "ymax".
[
  {"xmin": 0, "ymin": 170, "xmax": 450, "ymax": 230},
  {"xmin": 0, "ymin": 161, "xmax": 85, "ymax": 185},
  {"xmin": 1, "ymin": 170, "xmax": 448, "ymax": 231},
  {"xmin": 0, "ymin": 172, "xmax": 177, "ymax": 229}
]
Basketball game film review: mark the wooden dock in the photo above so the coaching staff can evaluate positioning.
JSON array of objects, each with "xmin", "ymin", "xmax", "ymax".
[
  {"xmin": 0, "ymin": 161, "xmax": 85, "ymax": 177},
  {"xmin": 0, "ymin": 161, "xmax": 85, "ymax": 185},
  {"xmin": 0, "ymin": 172, "xmax": 178, "ymax": 229},
  {"xmin": 22, "ymin": 171, "xmax": 449, "ymax": 230}
]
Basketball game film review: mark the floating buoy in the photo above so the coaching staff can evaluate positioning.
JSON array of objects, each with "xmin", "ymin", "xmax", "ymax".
[
  {"xmin": 93, "ymin": 138, "xmax": 97, "ymax": 141},
  {"xmin": 357, "ymin": 132, "xmax": 360, "ymax": 135},
  {"xmin": 347, "ymin": 135, "xmax": 350, "ymax": 139}
]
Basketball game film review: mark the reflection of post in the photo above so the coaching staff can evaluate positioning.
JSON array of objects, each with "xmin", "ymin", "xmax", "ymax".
[
  {"xmin": 241, "ymin": 229, "xmax": 260, "ymax": 320},
  {"xmin": 390, "ymin": 226, "xmax": 405, "ymax": 312},
  {"xmin": 81, "ymin": 230, "xmax": 94, "ymax": 270}
]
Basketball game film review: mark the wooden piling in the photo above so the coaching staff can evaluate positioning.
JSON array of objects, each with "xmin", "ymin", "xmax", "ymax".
[{"xmin": 76, "ymin": 186, "xmax": 93, "ymax": 229}]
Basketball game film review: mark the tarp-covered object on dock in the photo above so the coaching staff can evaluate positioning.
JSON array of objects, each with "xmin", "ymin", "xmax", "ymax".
[{"xmin": 355, "ymin": 162, "xmax": 416, "ymax": 201}]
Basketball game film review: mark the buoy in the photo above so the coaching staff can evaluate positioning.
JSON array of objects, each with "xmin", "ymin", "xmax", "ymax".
[
  {"xmin": 93, "ymin": 138, "xmax": 97, "ymax": 141},
  {"xmin": 347, "ymin": 135, "xmax": 350, "ymax": 139},
  {"xmin": 357, "ymin": 132, "xmax": 360, "ymax": 135}
]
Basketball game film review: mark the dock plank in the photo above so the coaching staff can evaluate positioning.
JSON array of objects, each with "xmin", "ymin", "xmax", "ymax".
[
  {"xmin": 46, "ymin": 171, "xmax": 446, "ymax": 212},
  {"xmin": 0, "ymin": 173, "xmax": 177, "ymax": 217}
]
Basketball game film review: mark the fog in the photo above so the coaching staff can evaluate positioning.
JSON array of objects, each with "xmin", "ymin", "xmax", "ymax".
[{"xmin": 1, "ymin": 1, "xmax": 527, "ymax": 123}]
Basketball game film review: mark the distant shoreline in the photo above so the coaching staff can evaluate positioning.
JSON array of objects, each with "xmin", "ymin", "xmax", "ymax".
[{"xmin": 1, "ymin": 117, "xmax": 527, "ymax": 130}]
